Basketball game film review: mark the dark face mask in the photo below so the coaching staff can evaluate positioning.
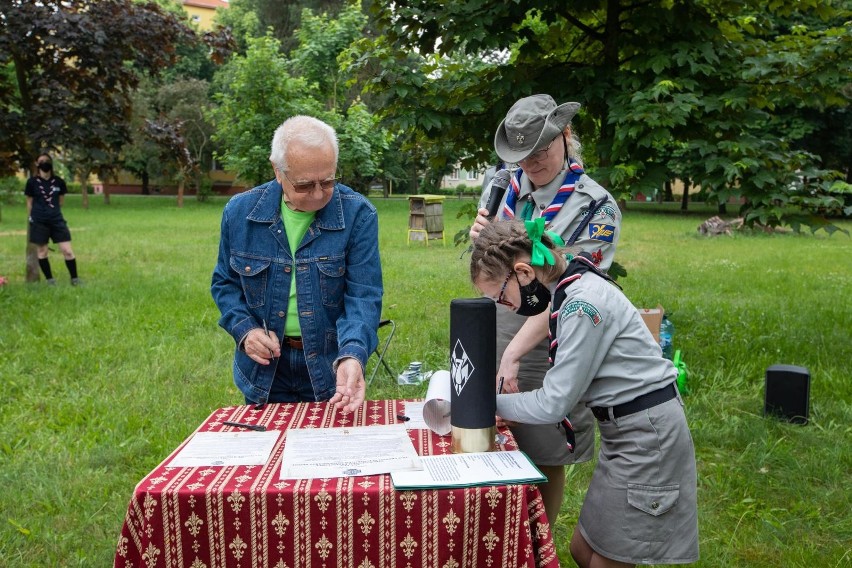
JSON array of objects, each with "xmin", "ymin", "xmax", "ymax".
[
  {"xmin": 515, "ymin": 274, "xmax": 551, "ymax": 316},
  {"xmin": 38, "ymin": 162, "xmax": 53, "ymax": 173}
]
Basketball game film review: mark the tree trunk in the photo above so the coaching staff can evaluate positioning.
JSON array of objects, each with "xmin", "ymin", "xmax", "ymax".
[
  {"xmin": 718, "ymin": 202, "xmax": 727, "ymax": 215},
  {"xmin": 26, "ymin": 232, "xmax": 40, "ymax": 283},
  {"xmin": 80, "ymin": 167, "xmax": 90, "ymax": 209},
  {"xmin": 24, "ymin": 164, "xmax": 40, "ymax": 282},
  {"xmin": 177, "ymin": 178, "xmax": 184, "ymax": 208},
  {"xmin": 664, "ymin": 179, "xmax": 673, "ymax": 202},
  {"xmin": 681, "ymin": 180, "xmax": 690, "ymax": 212},
  {"xmin": 141, "ymin": 170, "xmax": 150, "ymax": 195}
]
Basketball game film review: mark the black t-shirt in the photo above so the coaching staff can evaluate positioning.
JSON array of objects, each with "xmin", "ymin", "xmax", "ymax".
[{"xmin": 25, "ymin": 175, "xmax": 67, "ymax": 222}]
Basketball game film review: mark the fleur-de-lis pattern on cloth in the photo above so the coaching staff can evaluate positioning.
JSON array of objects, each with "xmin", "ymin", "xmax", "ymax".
[{"xmin": 115, "ymin": 400, "xmax": 558, "ymax": 567}]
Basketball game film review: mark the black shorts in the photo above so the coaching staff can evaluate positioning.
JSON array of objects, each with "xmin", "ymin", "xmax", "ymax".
[{"xmin": 29, "ymin": 219, "xmax": 72, "ymax": 245}]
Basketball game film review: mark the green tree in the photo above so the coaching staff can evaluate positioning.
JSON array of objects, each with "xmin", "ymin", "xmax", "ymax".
[
  {"xmin": 0, "ymin": 0, "xmax": 204, "ymax": 281},
  {"xmin": 217, "ymin": 0, "xmax": 344, "ymax": 54},
  {"xmin": 122, "ymin": 80, "xmax": 169, "ymax": 196},
  {"xmin": 333, "ymin": 99, "xmax": 390, "ymax": 192},
  {"xmin": 154, "ymin": 79, "xmax": 217, "ymax": 201},
  {"xmin": 355, "ymin": 0, "xmax": 851, "ymax": 231},
  {"xmin": 209, "ymin": 34, "xmax": 324, "ymax": 187},
  {"xmin": 290, "ymin": 3, "xmax": 367, "ymax": 111}
]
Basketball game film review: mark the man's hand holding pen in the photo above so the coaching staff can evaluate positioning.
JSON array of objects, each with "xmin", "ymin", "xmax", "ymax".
[{"xmin": 244, "ymin": 323, "xmax": 280, "ymax": 365}]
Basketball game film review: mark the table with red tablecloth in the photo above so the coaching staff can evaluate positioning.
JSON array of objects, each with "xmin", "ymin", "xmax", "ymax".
[{"xmin": 114, "ymin": 399, "xmax": 559, "ymax": 568}]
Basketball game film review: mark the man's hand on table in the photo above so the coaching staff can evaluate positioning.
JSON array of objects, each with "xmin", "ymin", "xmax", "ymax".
[{"xmin": 330, "ymin": 357, "xmax": 365, "ymax": 413}]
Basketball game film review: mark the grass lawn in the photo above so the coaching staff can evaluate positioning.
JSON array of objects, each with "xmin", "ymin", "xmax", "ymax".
[{"xmin": 0, "ymin": 194, "xmax": 850, "ymax": 566}]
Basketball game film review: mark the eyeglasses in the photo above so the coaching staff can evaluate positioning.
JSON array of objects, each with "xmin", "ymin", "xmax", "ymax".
[
  {"xmin": 282, "ymin": 171, "xmax": 338, "ymax": 193},
  {"xmin": 495, "ymin": 271, "xmax": 514, "ymax": 307},
  {"xmin": 519, "ymin": 136, "xmax": 558, "ymax": 164}
]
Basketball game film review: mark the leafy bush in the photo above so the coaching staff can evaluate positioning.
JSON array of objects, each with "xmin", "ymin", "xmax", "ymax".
[{"xmin": 0, "ymin": 177, "xmax": 21, "ymax": 205}]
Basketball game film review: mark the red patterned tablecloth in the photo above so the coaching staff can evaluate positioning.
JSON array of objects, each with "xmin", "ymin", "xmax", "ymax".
[{"xmin": 114, "ymin": 399, "xmax": 559, "ymax": 568}]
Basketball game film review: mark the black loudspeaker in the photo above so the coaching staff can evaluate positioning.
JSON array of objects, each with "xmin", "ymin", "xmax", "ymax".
[{"xmin": 764, "ymin": 365, "xmax": 810, "ymax": 425}]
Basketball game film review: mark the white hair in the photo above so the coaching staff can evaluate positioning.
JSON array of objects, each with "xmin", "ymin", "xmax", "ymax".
[
  {"xmin": 565, "ymin": 128, "xmax": 583, "ymax": 165},
  {"xmin": 269, "ymin": 115, "xmax": 339, "ymax": 172}
]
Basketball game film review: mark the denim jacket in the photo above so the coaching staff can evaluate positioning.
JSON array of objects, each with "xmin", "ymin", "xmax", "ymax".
[{"xmin": 211, "ymin": 179, "xmax": 383, "ymax": 404}]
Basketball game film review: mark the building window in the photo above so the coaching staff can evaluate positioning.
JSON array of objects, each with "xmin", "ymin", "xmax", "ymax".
[
  {"xmin": 467, "ymin": 170, "xmax": 478, "ymax": 180},
  {"xmin": 450, "ymin": 168, "xmax": 460, "ymax": 180}
]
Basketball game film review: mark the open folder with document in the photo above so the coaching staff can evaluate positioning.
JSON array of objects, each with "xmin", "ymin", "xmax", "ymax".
[{"xmin": 390, "ymin": 450, "xmax": 545, "ymax": 490}]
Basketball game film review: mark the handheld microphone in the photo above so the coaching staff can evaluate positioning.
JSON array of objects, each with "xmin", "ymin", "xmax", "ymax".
[{"xmin": 484, "ymin": 169, "xmax": 511, "ymax": 219}]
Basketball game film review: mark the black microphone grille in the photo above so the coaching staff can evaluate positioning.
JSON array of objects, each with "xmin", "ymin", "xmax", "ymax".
[{"xmin": 491, "ymin": 169, "xmax": 511, "ymax": 190}]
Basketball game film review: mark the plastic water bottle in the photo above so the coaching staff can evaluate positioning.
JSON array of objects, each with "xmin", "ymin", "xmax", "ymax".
[{"xmin": 660, "ymin": 315, "xmax": 674, "ymax": 360}]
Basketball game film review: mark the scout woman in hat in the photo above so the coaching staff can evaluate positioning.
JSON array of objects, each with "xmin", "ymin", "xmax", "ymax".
[
  {"xmin": 470, "ymin": 94, "xmax": 621, "ymax": 523},
  {"xmin": 471, "ymin": 219, "xmax": 699, "ymax": 568}
]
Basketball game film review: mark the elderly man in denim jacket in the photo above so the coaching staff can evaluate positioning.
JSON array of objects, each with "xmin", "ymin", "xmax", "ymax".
[{"xmin": 212, "ymin": 116, "xmax": 382, "ymax": 413}]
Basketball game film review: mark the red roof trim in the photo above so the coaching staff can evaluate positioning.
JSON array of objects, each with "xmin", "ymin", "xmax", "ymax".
[{"xmin": 183, "ymin": 0, "xmax": 228, "ymax": 9}]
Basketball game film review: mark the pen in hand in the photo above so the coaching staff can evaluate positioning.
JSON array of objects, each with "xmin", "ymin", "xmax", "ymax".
[
  {"xmin": 223, "ymin": 421, "xmax": 267, "ymax": 432},
  {"xmin": 262, "ymin": 319, "xmax": 275, "ymax": 358},
  {"xmin": 497, "ymin": 376, "xmax": 504, "ymax": 394}
]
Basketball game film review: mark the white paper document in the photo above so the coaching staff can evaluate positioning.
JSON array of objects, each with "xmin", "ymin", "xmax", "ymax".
[
  {"xmin": 280, "ymin": 424, "xmax": 422, "ymax": 479},
  {"xmin": 168, "ymin": 431, "xmax": 279, "ymax": 468},
  {"xmin": 422, "ymin": 370, "xmax": 452, "ymax": 435},
  {"xmin": 401, "ymin": 401, "xmax": 428, "ymax": 429},
  {"xmin": 390, "ymin": 450, "xmax": 545, "ymax": 490}
]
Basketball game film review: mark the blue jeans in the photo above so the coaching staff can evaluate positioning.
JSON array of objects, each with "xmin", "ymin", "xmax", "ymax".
[{"xmin": 264, "ymin": 346, "xmax": 318, "ymax": 403}]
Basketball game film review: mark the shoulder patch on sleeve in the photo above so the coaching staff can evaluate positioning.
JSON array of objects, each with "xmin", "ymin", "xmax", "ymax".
[
  {"xmin": 560, "ymin": 300, "xmax": 603, "ymax": 326},
  {"xmin": 596, "ymin": 204, "xmax": 619, "ymax": 222},
  {"xmin": 589, "ymin": 223, "xmax": 616, "ymax": 242}
]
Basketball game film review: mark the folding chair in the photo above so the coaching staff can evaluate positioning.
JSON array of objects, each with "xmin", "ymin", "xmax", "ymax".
[{"xmin": 367, "ymin": 319, "xmax": 396, "ymax": 385}]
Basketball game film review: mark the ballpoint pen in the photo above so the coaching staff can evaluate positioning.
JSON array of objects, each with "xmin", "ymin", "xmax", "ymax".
[
  {"xmin": 497, "ymin": 376, "xmax": 504, "ymax": 394},
  {"xmin": 223, "ymin": 421, "xmax": 267, "ymax": 432},
  {"xmin": 262, "ymin": 319, "xmax": 275, "ymax": 358}
]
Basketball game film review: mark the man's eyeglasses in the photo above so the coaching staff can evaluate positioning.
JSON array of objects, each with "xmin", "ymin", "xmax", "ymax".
[
  {"xmin": 495, "ymin": 271, "xmax": 514, "ymax": 307},
  {"xmin": 282, "ymin": 171, "xmax": 338, "ymax": 193}
]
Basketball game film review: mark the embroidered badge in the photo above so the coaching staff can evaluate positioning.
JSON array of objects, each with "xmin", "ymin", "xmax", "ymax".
[
  {"xmin": 588, "ymin": 223, "xmax": 616, "ymax": 242},
  {"xmin": 560, "ymin": 300, "xmax": 603, "ymax": 326},
  {"xmin": 595, "ymin": 204, "xmax": 618, "ymax": 222},
  {"xmin": 516, "ymin": 133, "xmax": 525, "ymax": 145}
]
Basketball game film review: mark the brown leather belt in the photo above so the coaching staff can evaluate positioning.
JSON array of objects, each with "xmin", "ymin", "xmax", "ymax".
[{"xmin": 283, "ymin": 336, "xmax": 303, "ymax": 350}]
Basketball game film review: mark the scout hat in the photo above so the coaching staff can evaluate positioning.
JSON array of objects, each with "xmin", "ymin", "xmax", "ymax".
[{"xmin": 494, "ymin": 95, "xmax": 581, "ymax": 164}]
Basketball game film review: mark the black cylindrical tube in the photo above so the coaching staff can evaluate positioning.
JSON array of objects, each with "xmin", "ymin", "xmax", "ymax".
[{"xmin": 449, "ymin": 298, "xmax": 496, "ymax": 452}]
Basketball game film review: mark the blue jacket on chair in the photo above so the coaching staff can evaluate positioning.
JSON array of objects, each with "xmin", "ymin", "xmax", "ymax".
[{"xmin": 211, "ymin": 179, "xmax": 383, "ymax": 404}]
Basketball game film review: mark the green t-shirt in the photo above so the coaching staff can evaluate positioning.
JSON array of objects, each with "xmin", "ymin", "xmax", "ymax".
[{"xmin": 280, "ymin": 201, "xmax": 316, "ymax": 337}]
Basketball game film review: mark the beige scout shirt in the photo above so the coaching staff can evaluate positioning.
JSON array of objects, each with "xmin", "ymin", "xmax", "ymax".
[{"xmin": 495, "ymin": 271, "xmax": 678, "ymax": 425}]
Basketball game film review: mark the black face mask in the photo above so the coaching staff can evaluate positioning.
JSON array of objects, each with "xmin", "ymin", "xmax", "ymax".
[
  {"xmin": 38, "ymin": 162, "xmax": 52, "ymax": 173},
  {"xmin": 515, "ymin": 274, "xmax": 551, "ymax": 316}
]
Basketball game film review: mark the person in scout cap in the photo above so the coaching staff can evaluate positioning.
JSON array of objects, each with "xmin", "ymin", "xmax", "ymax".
[
  {"xmin": 470, "ymin": 94, "xmax": 622, "ymax": 523},
  {"xmin": 471, "ymin": 219, "xmax": 698, "ymax": 568}
]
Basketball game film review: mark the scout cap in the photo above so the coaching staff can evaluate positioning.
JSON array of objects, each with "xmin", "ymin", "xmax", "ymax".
[{"xmin": 494, "ymin": 95, "xmax": 580, "ymax": 163}]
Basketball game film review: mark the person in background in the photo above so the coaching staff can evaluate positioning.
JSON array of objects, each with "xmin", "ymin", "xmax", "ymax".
[
  {"xmin": 25, "ymin": 153, "xmax": 81, "ymax": 286},
  {"xmin": 211, "ymin": 116, "xmax": 382, "ymax": 413},
  {"xmin": 471, "ymin": 219, "xmax": 698, "ymax": 568},
  {"xmin": 469, "ymin": 94, "xmax": 622, "ymax": 524},
  {"xmin": 480, "ymin": 159, "xmax": 505, "ymax": 194}
]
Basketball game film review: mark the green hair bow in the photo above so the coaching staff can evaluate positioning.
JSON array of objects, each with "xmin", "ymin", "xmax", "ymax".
[{"xmin": 524, "ymin": 218, "xmax": 565, "ymax": 266}]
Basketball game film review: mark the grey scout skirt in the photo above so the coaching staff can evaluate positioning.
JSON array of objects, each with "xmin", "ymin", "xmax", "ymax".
[{"xmin": 577, "ymin": 393, "xmax": 699, "ymax": 564}]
